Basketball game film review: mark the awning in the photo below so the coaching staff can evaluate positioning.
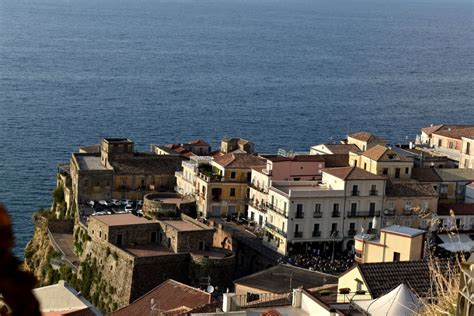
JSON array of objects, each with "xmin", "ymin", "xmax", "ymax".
[
  {"xmin": 354, "ymin": 284, "xmax": 421, "ymax": 316},
  {"xmin": 438, "ymin": 234, "xmax": 474, "ymax": 253}
]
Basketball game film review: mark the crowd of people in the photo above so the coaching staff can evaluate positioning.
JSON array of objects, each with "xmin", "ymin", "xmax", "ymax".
[{"xmin": 278, "ymin": 251, "xmax": 355, "ymax": 275}]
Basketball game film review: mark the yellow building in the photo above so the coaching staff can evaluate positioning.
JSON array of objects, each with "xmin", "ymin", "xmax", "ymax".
[
  {"xmin": 383, "ymin": 182, "xmax": 439, "ymax": 229},
  {"xmin": 346, "ymin": 131, "xmax": 385, "ymax": 151},
  {"xmin": 354, "ymin": 225, "xmax": 425, "ymax": 264},
  {"xmin": 349, "ymin": 145, "xmax": 414, "ymax": 180},
  {"xmin": 192, "ymin": 153, "xmax": 265, "ymax": 218}
]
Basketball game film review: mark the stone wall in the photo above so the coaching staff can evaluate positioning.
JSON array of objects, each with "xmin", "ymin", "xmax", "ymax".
[{"xmin": 190, "ymin": 251, "xmax": 235, "ymax": 291}]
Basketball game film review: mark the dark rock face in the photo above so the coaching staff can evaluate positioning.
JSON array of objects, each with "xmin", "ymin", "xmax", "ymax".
[{"xmin": 0, "ymin": 204, "xmax": 40, "ymax": 316}]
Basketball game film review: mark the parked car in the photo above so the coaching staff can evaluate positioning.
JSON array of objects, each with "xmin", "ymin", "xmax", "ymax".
[
  {"xmin": 121, "ymin": 199, "xmax": 131, "ymax": 206},
  {"xmin": 98, "ymin": 200, "xmax": 110, "ymax": 207},
  {"xmin": 87, "ymin": 200, "xmax": 95, "ymax": 207},
  {"xmin": 136, "ymin": 209, "xmax": 144, "ymax": 217},
  {"xmin": 124, "ymin": 205, "xmax": 134, "ymax": 212},
  {"xmin": 110, "ymin": 199, "xmax": 121, "ymax": 206},
  {"xmin": 136, "ymin": 200, "xmax": 143, "ymax": 207}
]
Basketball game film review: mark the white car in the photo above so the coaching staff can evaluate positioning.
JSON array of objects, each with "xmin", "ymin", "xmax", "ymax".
[
  {"xmin": 110, "ymin": 199, "xmax": 121, "ymax": 206},
  {"xmin": 121, "ymin": 199, "xmax": 131, "ymax": 206},
  {"xmin": 124, "ymin": 205, "xmax": 134, "ymax": 212},
  {"xmin": 98, "ymin": 200, "xmax": 110, "ymax": 206},
  {"xmin": 87, "ymin": 200, "xmax": 95, "ymax": 207},
  {"xmin": 94, "ymin": 211, "xmax": 106, "ymax": 216}
]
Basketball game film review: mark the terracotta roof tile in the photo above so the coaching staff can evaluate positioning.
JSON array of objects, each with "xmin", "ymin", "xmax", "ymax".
[
  {"xmin": 362, "ymin": 145, "xmax": 413, "ymax": 162},
  {"xmin": 411, "ymin": 168, "xmax": 442, "ymax": 182},
  {"xmin": 213, "ymin": 153, "xmax": 266, "ymax": 169},
  {"xmin": 322, "ymin": 167, "xmax": 386, "ymax": 181},
  {"xmin": 348, "ymin": 132, "xmax": 384, "ymax": 143},
  {"xmin": 433, "ymin": 127, "xmax": 474, "ymax": 140},
  {"xmin": 386, "ymin": 181, "xmax": 438, "ymax": 197},
  {"xmin": 189, "ymin": 139, "xmax": 210, "ymax": 146},
  {"xmin": 111, "ymin": 279, "xmax": 212, "ymax": 316}
]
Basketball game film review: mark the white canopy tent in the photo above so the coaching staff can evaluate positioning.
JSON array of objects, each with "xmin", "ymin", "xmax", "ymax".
[
  {"xmin": 438, "ymin": 234, "xmax": 474, "ymax": 253},
  {"xmin": 353, "ymin": 284, "xmax": 421, "ymax": 316}
]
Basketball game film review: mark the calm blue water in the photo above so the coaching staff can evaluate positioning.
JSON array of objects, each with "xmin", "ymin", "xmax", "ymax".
[{"xmin": 1, "ymin": 0, "xmax": 473, "ymax": 256}]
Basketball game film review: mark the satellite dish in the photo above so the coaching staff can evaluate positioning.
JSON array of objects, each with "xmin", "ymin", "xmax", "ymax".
[{"xmin": 207, "ymin": 285, "xmax": 215, "ymax": 294}]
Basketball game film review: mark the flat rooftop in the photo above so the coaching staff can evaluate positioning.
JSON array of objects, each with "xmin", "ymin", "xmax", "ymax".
[
  {"xmin": 75, "ymin": 154, "xmax": 111, "ymax": 171},
  {"xmin": 161, "ymin": 220, "xmax": 206, "ymax": 231},
  {"xmin": 122, "ymin": 244, "xmax": 174, "ymax": 258},
  {"xmin": 93, "ymin": 214, "xmax": 156, "ymax": 226},
  {"xmin": 382, "ymin": 225, "xmax": 425, "ymax": 237}
]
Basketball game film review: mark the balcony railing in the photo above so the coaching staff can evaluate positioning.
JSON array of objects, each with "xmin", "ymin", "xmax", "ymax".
[
  {"xmin": 403, "ymin": 209, "xmax": 413, "ymax": 215},
  {"xmin": 313, "ymin": 212, "xmax": 322, "ymax": 218},
  {"xmin": 312, "ymin": 231, "xmax": 321, "ymax": 237},
  {"xmin": 295, "ymin": 212, "xmax": 304, "ymax": 219},
  {"xmin": 265, "ymin": 222, "xmax": 287, "ymax": 237},
  {"xmin": 249, "ymin": 182, "xmax": 268, "ymax": 194},
  {"xmin": 332, "ymin": 211, "xmax": 340, "ymax": 218},
  {"xmin": 347, "ymin": 211, "xmax": 380, "ymax": 218},
  {"xmin": 351, "ymin": 191, "xmax": 360, "ymax": 196},
  {"xmin": 348, "ymin": 230, "xmax": 357, "ymax": 236},
  {"xmin": 384, "ymin": 209, "xmax": 395, "ymax": 216},
  {"xmin": 267, "ymin": 203, "xmax": 288, "ymax": 218},
  {"xmin": 369, "ymin": 190, "xmax": 378, "ymax": 196},
  {"xmin": 294, "ymin": 231, "xmax": 303, "ymax": 238}
]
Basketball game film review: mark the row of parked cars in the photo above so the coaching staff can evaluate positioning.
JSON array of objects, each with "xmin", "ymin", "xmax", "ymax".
[{"xmin": 86, "ymin": 199, "xmax": 144, "ymax": 216}]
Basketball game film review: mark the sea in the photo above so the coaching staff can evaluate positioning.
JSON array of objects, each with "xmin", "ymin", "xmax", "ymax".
[{"xmin": 0, "ymin": 0, "xmax": 473, "ymax": 257}]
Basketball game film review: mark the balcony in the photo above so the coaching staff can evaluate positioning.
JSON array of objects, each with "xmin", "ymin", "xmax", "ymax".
[
  {"xmin": 295, "ymin": 212, "xmax": 304, "ymax": 219},
  {"xmin": 348, "ymin": 230, "xmax": 357, "ymax": 236},
  {"xmin": 313, "ymin": 212, "xmax": 322, "ymax": 218},
  {"xmin": 384, "ymin": 209, "xmax": 395, "ymax": 216},
  {"xmin": 212, "ymin": 195, "xmax": 221, "ymax": 202},
  {"xmin": 265, "ymin": 222, "xmax": 287, "ymax": 237},
  {"xmin": 294, "ymin": 231, "xmax": 303, "ymax": 238},
  {"xmin": 250, "ymin": 182, "xmax": 268, "ymax": 194},
  {"xmin": 197, "ymin": 172, "xmax": 223, "ymax": 183},
  {"xmin": 267, "ymin": 203, "xmax": 288, "ymax": 218},
  {"xmin": 332, "ymin": 211, "xmax": 340, "ymax": 218},
  {"xmin": 247, "ymin": 199, "xmax": 267, "ymax": 213},
  {"xmin": 403, "ymin": 209, "xmax": 413, "ymax": 216},
  {"xmin": 369, "ymin": 190, "xmax": 378, "ymax": 196},
  {"xmin": 351, "ymin": 191, "xmax": 360, "ymax": 196},
  {"xmin": 312, "ymin": 231, "xmax": 321, "ymax": 237},
  {"xmin": 347, "ymin": 211, "xmax": 380, "ymax": 218}
]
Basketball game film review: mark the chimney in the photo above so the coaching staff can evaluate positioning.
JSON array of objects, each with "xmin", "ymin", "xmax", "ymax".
[
  {"xmin": 222, "ymin": 293, "xmax": 236, "ymax": 312},
  {"xmin": 292, "ymin": 288, "xmax": 303, "ymax": 308}
]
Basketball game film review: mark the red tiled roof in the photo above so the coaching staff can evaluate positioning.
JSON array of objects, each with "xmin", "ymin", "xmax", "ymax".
[
  {"xmin": 348, "ymin": 132, "xmax": 384, "ymax": 143},
  {"xmin": 411, "ymin": 168, "xmax": 442, "ymax": 182},
  {"xmin": 322, "ymin": 167, "xmax": 386, "ymax": 181},
  {"xmin": 213, "ymin": 153, "xmax": 266, "ymax": 169},
  {"xmin": 438, "ymin": 203, "xmax": 474, "ymax": 216},
  {"xmin": 189, "ymin": 139, "xmax": 210, "ymax": 146},
  {"xmin": 433, "ymin": 127, "xmax": 474, "ymax": 140},
  {"xmin": 321, "ymin": 154, "xmax": 350, "ymax": 167},
  {"xmin": 111, "ymin": 279, "xmax": 212, "ymax": 316},
  {"xmin": 362, "ymin": 145, "xmax": 413, "ymax": 162}
]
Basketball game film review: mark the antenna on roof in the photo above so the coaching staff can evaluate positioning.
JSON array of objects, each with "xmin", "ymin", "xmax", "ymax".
[{"xmin": 207, "ymin": 285, "xmax": 215, "ymax": 294}]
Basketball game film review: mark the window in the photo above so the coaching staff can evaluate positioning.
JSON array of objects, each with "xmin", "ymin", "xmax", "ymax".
[
  {"xmin": 332, "ymin": 203, "xmax": 340, "ymax": 217},
  {"xmin": 466, "ymin": 142, "xmax": 471, "ymax": 155},
  {"xmin": 352, "ymin": 185, "xmax": 359, "ymax": 196},
  {"xmin": 313, "ymin": 224, "xmax": 320, "ymax": 237},
  {"xmin": 363, "ymin": 162, "xmax": 367, "ymax": 170},
  {"xmin": 382, "ymin": 168, "xmax": 388, "ymax": 175},
  {"xmin": 314, "ymin": 204, "xmax": 321, "ymax": 217},
  {"xmin": 349, "ymin": 223, "xmax": 355, "ymax": 230},
  {"xmin": 369, "ymin": 202, "xmax": 376, "ymax": 214},
  {"xmin": 395, "ymin": 168, "xmax": 401, "ymax": 179},
  {"xmin": 331, "ymin": 223, "xmax": 338, "ymax": 236},
  {"xmin": 356, "ymin": 280, "xmax": 363, "ymax": 291},
  {"xmin": 449, "ymin": 142, "xmax": 454, "ymax": 149},
  {"xmin": 230, "ymin": 188, "xmax": 236, "ymax": 197},
  {"xmin": 230, "ymin": 171, "xmax": 236, "ymax": 179},
  {"xmin": 438, "ymin": 139, "xmax": 442, "ymax": 147},
  {"xmin": 151, "ymin": 231, "xmax": 157, "ymax": 243},
  {"xmin": 368, "ymin": 222, "xmax": 373, "ymax": 233},
  {"xmin": 199, "ymin": 241, "xmax": 204, "ymax": 250},
  {"xmin": 296, "ymin": 204, "xmax": 304, "ymax": 218},
  {"xmin": 117, "ymin": 234, "xmax": 123, "ymax": 245},
  {"xmin": 351, "ymin": 203, "xmax": 357, "ymax": 215},
  {"xmin": 405, "ymin": 167, "xmax": 409, "ymax": 174},
  {"xmin": 393, "ymin": 252, "xmax": 401, "ymax": 262}
]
